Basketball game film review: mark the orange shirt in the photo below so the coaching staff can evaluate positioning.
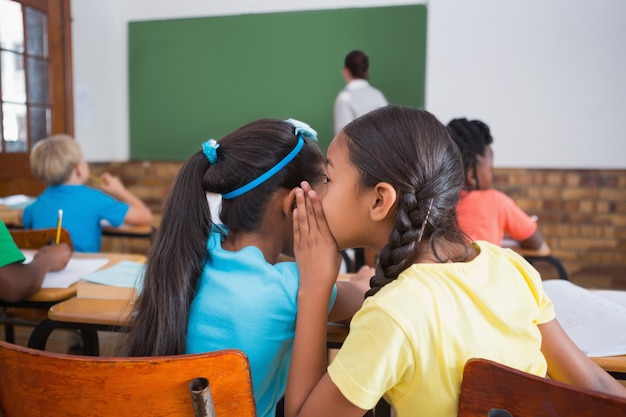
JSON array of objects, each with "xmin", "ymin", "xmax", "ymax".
[{"xmin": 456, "ymin": 189, "xmax": 537, "ymax": 245}]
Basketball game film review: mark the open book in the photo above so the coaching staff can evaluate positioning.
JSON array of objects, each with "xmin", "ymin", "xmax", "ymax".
[
  {"xmin": 77, "ymin": 261, "xmax": 145, "ymax": 301},
  {"xmin": 542, "ymin": 280, "xmax": 626, "ymax": 357}
]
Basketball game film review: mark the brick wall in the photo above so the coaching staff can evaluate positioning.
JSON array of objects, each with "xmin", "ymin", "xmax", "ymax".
[
  {"xmin": 494, "ymin": 169, "xmax": 626, "ymax": 289},
  {"xmin": 92, "ymin": 161, "xmax": 626, "ymax": 289}
]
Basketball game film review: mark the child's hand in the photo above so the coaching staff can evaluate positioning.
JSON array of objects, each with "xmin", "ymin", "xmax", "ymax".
[
  {"xmin": 98, "ymin": 172, "xmax": 127, "ymax": 198},
  {"xmin": 293, "ymin": 181, "xmax": 341, "ymax": 292},
  {"xmin": 350, "ymin": 265, "xmax": 374, "ymax": 293},
  {"xmin": 34, "ymin": 243, "xmax": 72, "ymax": 271}
]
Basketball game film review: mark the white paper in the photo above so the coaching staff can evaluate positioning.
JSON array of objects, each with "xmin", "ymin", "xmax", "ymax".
[
  {"xmin": 594, "ymin": 290, "xmax": 626, "ymax": 309},
  {"xmin": 543, "ymin": 280, "xmax": 626, "ymax": 357},
  {"xmin": 22, "ymin": 251, "xmax": 109, "ymax": 289},
  {"xmin": 0, "ymin": 194, "xmax": 35, "ymax": 209}
]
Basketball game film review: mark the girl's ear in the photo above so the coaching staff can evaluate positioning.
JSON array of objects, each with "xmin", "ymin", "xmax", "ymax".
[
  {"xmin": 283, "ymin": 188, "xmax": 299, "ymax": 217},
  {"xmin": 370, "ymin": 182, "xmax": 397, "ymax": 221}
]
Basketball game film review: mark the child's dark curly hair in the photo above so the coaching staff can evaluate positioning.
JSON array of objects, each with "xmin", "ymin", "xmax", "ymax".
[{"xmin": 446, "ymin": 118, "xmax": 493, "ymax": 179}]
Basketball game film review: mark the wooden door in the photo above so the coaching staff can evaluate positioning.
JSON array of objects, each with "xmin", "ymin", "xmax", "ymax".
[{"xmin": 0, "ymin": 0, "xmax": 73, "ymax": 197}]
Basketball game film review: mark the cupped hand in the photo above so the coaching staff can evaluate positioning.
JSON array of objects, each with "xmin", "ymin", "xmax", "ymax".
[{"xmin": 293, "ymin": 181, "xmax": 341, "ymax": 291}]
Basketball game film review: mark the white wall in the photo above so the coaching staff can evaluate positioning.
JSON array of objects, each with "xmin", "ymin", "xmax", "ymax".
[{"xmin": 71, "ymin": 0, "xmax": 626, "ymax": 169}]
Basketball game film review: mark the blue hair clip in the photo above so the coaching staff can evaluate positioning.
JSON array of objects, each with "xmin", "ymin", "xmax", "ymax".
[
  {"xmin": 221, "ymin": 118, "xmax": 317, "ymax": 199},
  {"xmin": 285, "ymin": 118, "xmax": 318, "ymax": 142},
  {"xmin": 202, "ymin": 139, "xmax": 219, "ymax": 164}
]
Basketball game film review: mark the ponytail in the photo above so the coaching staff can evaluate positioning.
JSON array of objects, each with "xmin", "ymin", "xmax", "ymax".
[{"xmin": 125, "ymin": 152, "xmax": 212, "ymax": 356}]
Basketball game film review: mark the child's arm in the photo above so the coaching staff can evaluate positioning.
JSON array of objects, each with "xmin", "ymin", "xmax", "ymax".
[
  {"xmin": 0, "ymin": 243, "xmax": 72, "ymax": 303},
  {"xmin": 328, "ymin": 265, "xmax": 373, "ymax": 322},
  {"xmin": 519, "ymin": 229, "xmax": 545, "ymax": 250},
  {"xmin": 287, "ymin": 182, "xmax": 365, "ymax": 417},
  {"xmin": 540, "ymin": 318, "xmax": 626, "ymax": 397},
  {"xmin": 97, "ymin": 172, "xmax": 153, "ymax": 225}
]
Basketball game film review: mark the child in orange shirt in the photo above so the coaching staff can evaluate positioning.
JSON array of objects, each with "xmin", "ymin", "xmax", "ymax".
[{"xmin": 447, "ymin": 118, "xmax": 545, "ymax": 250}]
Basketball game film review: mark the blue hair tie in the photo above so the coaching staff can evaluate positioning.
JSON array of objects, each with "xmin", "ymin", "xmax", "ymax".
[
  {"xmin": 202, "ymin": 139, "xmax": 219, "ymax": 164},
  {"xmin": 285, "ymin": 118, "xmax": 318, "ymax": 142},
  {"xmin": 221, "ymin": 118, "xmax": 317, "ymax": 199}
]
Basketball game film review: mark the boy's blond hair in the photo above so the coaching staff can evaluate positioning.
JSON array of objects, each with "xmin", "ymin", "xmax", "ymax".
[{"xmin": 30, "ymin": 134, "xmax": 83, "ymax": 185}]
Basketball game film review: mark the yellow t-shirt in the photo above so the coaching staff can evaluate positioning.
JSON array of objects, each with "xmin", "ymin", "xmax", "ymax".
[{"xmin": 327, "ymin": 241, "xmax": 554, "ymax": 417}]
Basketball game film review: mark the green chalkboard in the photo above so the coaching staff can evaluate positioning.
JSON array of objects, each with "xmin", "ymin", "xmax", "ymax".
[{"xmin": 129, "ymin": 5, "xmax": 427, "ymax": 160}]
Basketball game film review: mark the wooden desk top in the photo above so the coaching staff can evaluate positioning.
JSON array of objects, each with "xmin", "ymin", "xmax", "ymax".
[
  {"xmin": 1, "ymin": 207, "xmax": 155, "ymax": 238},
  {"xmin": 25, "ymin": 252, "xmax": 146, "ymax": 302},
  {"xmin": 0, "ymin": 207, "xmax": 20, "ymax": 226},
  {"xmin": 49, "ymin": 297, "xmax": 134, "ymax": 326},
  {"xmin": 592, "ymin": 356, "xmax": 626, "ymax": 374},
  {"xmin": 502, "ymin": 238, "xmax": 551, "ymax": 257},
  {"xmin": 102, "ymin": 224, "xmax": 155, "ymax": 237}
]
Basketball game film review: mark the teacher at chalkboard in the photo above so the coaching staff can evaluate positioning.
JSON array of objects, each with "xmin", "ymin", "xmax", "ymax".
[
  {"xmin": 333, "ymin": 50, "xmax": 389, "ymax": 135},
  {"xmin": 333, "ymin": 50, "xmax": 389, "ymax": 273}
]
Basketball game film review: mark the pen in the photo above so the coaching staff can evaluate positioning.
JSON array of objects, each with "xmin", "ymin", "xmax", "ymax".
[{"xmin": 55, "ymin": 209, "xmax": 63, "ymax": 244}]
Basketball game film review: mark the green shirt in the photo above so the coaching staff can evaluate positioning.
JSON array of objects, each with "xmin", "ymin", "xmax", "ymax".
[{"xmin": 0, "ymin": 221, "xmax": 25, "ymax": 268}]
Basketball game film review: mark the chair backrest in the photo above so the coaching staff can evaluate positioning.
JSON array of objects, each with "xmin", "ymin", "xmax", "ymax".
[
  {"xmin": 0, "ymin": 340, "xmax": 256, "ymax": 417},
  {"xmin": 458, "ymin": 358, "xmax": 626, "ymax": 417},
  {"xmin": 9, "ymin": 227, "xmax": 74, "ymax": 251}
]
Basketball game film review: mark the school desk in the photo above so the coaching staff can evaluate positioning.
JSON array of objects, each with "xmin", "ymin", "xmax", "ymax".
[
  {"xmin": 1, "ymin": 252, "xmax": 145, "ymax": 349},
  {"xmin": 1, "ymin": 205, "xmax": 155, "ymax": 239},
  {"xmin": 102, "ymin": 224, "xmax": 155, "ymax": 238},
  {"xmin": 27, "ymin": 273, "xmax": 356, "ymax": 355},
  {"xmin": 0, "ymin": 206, "xmax": 20, "ymax": 226},
  {"xmin": 502, "ymin": 239, "xmax": 570, "ymax": 281}
]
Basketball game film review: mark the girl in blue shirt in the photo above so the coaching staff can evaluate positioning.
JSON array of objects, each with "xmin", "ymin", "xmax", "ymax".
[{"xmin": 125, "ymin": 118, "xmax": 370, "ymax": 417}]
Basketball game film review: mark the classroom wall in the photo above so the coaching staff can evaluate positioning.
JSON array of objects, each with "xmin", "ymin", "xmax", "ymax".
[
  {"xmin": 71, "ymin": 0, "xmax": 626, "ymax": 169},
  {"xmin": 92, "ymin": 159, "xmax": 626, "ymax": 289}
]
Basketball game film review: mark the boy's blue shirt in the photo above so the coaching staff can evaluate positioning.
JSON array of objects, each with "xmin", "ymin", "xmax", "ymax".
[{"xmin": 22, "ymin": 184, "xmax": 129, "ymax": 252}]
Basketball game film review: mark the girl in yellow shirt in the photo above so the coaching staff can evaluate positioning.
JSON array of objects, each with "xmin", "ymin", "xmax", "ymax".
[{"xmin": 286, "ymin": 105, "xmax": 626, "ymax": 417}]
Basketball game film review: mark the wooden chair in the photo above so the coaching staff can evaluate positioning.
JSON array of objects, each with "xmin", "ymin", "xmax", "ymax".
[
  {"xmin": 0, "ymin": 340, "xmax": 257, "ymax": 417},
  {"xmin": 458, "ymin": 358, "xmax": 626, "ymax": 417},
  {"xmin": 1, "ymin": 228, "xmax": 74, "ymax": 343},
  {"xmin": 9, "ymin": 227, "xmax": 74, "ymax": 251}
]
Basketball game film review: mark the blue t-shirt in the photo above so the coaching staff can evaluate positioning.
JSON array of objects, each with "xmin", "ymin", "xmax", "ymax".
[
  {"xmin": 187, "ymin": 227, "xmax": 337, "ymax": 417},
  {"xmin": 22, "ymin": 184, "xmax": 129, "ymax": 252}
]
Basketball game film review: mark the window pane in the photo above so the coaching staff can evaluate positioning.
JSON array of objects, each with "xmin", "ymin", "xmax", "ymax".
[
  {"xmin": 25, "ymin": 6, "xmax": 48, "ymax": 57},
  {"xmin": 1, "ymin": 50, "xmax": 26, "ymax": 103},
  {"xmin": 3, "ymin": 102, "xmax": 28, "ymax": 153},
  {"xmin": 0, "ymin": 0, "xmax": 24, "ymax": 53},
  {"xmin": 29, "ymin": 105, "xmax": 50, "ymax": 145},
  {"xmin": 27, "ymin": 57, "xmax": 48, "ymax": 104}
]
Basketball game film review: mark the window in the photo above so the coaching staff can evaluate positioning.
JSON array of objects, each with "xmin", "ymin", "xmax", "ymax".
[{"xmin": 0, "ymin": 0, "xmax": 72, "ymax": 196}]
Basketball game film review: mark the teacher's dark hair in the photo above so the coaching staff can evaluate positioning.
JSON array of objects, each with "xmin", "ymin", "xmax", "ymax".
[{"xmin": 345, "ymin": 50, "xmax": 370, "ymax": 79}]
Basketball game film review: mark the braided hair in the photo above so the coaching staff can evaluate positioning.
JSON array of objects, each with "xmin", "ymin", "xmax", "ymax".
[
  {"xmin": 342, "ymin": 105, "xmax": 471, "ymax": 297},
  {"xmin": 446, "ymin": 118, "xmax": 493, "ymax": 190}
]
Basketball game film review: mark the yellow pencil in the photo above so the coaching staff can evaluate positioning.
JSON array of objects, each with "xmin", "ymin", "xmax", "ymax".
[{"xmin": 55, "ymin": 209, "xmax": 63, "ymax": 244}]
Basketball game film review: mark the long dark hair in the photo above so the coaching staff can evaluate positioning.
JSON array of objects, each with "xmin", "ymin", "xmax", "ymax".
[
  {"xmin": 125, "ymin": 118, "xmax": 325, "ymax": 356},
  {"xmin": 342, "ymin": 105, "xmax": 470, "ymax": 297}
]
